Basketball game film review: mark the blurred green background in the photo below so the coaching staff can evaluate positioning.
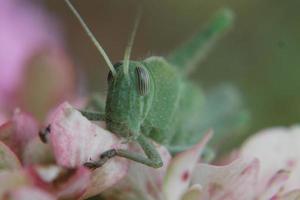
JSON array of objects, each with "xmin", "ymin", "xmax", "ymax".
[{"xmin": 45, "ymin": 0, "xmax": 300, "ymax": 136}]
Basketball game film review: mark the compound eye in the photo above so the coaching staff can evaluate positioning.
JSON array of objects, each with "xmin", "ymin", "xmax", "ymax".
[
  {"xmin": 135, "ymin": 66, "xmax": 150, "ymax": 96},
  {"xmin": 107, "ymin": 62, "xmax": 122, "ymax": 82}
]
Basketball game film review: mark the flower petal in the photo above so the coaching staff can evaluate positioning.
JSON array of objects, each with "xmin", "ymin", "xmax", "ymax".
[
  {"xmin": 28, "ymin": 165, "xmax": 91, "ymax": 199},
  {"xmin": 0, "ymin": 113, "xmax": 7, "ymax": 126},
  {"xmin": 48, "ymin": 102, "xmax": 129, "ymax": 198},
  {"xmin": 56, "ymin": 167, "xmax": 91, "ymax": 199},
  {"xmin": 7, "ymin": 186, "xmax": 56, "ymax": 200},
  {"xmin": 163, "ymin": 131, "xmax": 212, "ymax": 200},
  {"xmin": 12, "ymin": 110, "xmax": 39, "ymax": 144},
  {"xmin": 0, "ymin": 121, "xmax": 13, "ymax": 145},
  {"xmin": 192, "ymin": 157, "xmax": 259, "ymax": 200},
  {"xmin": 0, "ymin": 141, "xmax": 21, "ymax": 170},
  {"xmin": 258, "ymin": 169, "xmax": 290, "ymax": 200},
  {"xmin": 48, "ymin": 102, "xmax": 128, "ymax": 167},
  {"xmin": 0, "ymin": 0, "xmax": 74, "ymax": 115},
  {"xmin": 0, "ymin": 170, "xmax": 29, "ymax": 198},
  {"xmin": 181, "ymin": 184, "xmax": 202, "ymax": 200},
  {"xmin": 81, "ymin": 160, "xmax": 129, "ymax": 199},
  {"xmin": 241, "ymin": 126, "xmax": 300, "ymax": 193},
  {"xmin": 101, "ymin": 144, "xmax": 172, "ymax": 200},
  {"xmin": 0, "ymin": 111, "xmax": 39, "ymax": 158},
  {"xmin": 278, "ymin": 189, "xmax": 300, "ymax": 200}
]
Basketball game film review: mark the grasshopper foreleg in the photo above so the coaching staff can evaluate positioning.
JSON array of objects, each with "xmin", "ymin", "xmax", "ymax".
[
  {"xmin": 84, "ymin": 134, "xmax": 163, "ymax": 168},
  {"xmin": 79, "ymin": 110, "xmax": 105, "ymax": 121}
]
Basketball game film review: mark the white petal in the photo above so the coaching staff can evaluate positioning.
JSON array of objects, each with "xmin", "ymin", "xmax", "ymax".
[
  {"xmin": 241, "ymin": 126, "xmax": 300, "ymax": 193},
  {"xmin": 193, "ymin": 157, "xmax": 259, "ymax": 200},
  {"xmin": 48, "ymin": 102, "xmax": 129, "ymax": 198},
  {"xmin": 163, "ymin": 131, "xmax": 212, "ymax": 200}
]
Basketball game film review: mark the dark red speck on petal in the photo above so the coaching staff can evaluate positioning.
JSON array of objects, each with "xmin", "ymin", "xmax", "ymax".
[{"xmin": 181, "ymin": 170, "xmax": 190, "ymax": 182}]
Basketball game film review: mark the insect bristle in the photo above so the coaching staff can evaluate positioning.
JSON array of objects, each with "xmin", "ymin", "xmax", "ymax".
[
  {"xmin": 123, "ymin": 8, "xmax": 142, "ymax": 76},
  {"xmin": 64, "ymin": 0, "xmax": 116, "ymax": 76}
]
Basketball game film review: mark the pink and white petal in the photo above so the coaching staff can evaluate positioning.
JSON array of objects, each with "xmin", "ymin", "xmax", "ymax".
[
  {"xmin": 28, "ymin": 165, "xmax": 91, "ymax": 199},
  {"xmin": 131, "ymin": 144, "xmax": 171, "ymax": 197},
  {"xmin": 0, "ymin": 170, "xmax": 30, "ymax": 198},
  {"xmin": 0, "ymin": 0, "xmax": 66, "ymax": 112},
  {"xmin": 33, "ymin": 165, "xmax": 61, "ymax": 183},
  {"xmin": 104, "ymin": 144, "xmax": 172, "ymax": 200},
  {"xmin": 7, "ymin": 186, "xmax": 56, "ymax": 200},
  {"xmin": 241, "ymin": 126, "xmax": 300, "ymax": 192},
  {"xmin": 48, "ymin": 102, "xmax": 128, "ymax": 167},
  {"xmin": 12, "ymin": 110, "xmax": 39, "ymax": 146},
  {"xmin": 163, "ymin": 131, "xmax": 213, "ymax": 200},
  {"xmin": 258, "ymin": 169, "xmax": 290, "ymax": 200},
  {"xmin": 0, "ymin": 111, "xmax": 39, "ymax": 157},
  {"xmin": 0, "ymin": 121, "xmax": 14, "ymax": 146},
  {"xmin": 278, "ymin": 190, "xmax": 300, "ymax": 200},
  {"xmin": 0, "ymin": 113, "xmax": 7, "ymax": 126},
  {"xmin": 193, "ymin": 157, "xmax": 259, "ymax": 200},
  {"xmin": 0, "ymin": 141, "xmax": 21, "ymax": 170},
  {"xmin": 182, "ymin": 184, "xmax": 202, "ymax": 200},
  {"xmin": 80, "ymin": 159, "xmax": 129, "ymax": 199},
  {"xmin": 56, "ymin": 167, "xmax": 91, "ymax": 199},
  {"xmin": 48, "ymin": 102, "xmax": 129, "ymax": 197}
]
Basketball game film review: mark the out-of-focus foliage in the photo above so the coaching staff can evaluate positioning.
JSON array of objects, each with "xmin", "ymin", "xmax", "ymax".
[{"xmin": 46, "ymin": 0, "xmax": 300, "ymax": 139}]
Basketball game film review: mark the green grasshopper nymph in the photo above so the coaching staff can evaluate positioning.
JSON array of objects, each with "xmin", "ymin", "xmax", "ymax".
[{"xmin": 64, "ymin": 0, "xmax": 234, "ymax": 168}]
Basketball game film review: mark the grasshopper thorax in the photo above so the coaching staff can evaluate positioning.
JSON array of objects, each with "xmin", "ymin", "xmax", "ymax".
[{"xmin": 105, "ymin": 61, "xmax": 153, "ymax": 139}]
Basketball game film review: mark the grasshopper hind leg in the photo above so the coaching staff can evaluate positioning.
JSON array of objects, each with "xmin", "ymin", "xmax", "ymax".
[{"xmin": 84, "ymin": 134, "xmax": 163, "ymax": 168}]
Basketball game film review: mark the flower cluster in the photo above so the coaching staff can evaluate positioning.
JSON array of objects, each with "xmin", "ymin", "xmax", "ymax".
[{"xmin": 1, "ymin": 1, "xmax": 300, "ymax": 200}]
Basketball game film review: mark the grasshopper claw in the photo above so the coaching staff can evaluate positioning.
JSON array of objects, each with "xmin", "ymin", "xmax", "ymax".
[
  {"xmin": 84, "ymin": 149, "xmax": 117, "ymax": 169},
  {"xmin": 83, "ymin": 162, "xmax": 102, "ymax": 169}
]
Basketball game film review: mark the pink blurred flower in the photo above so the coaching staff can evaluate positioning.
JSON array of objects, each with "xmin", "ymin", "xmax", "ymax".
[
  {"xmin": 0, "ymin": 0, "xmax": 76, "ymax": 119},
  {"xmin": 0, "ymin": 0, "xmax": 93, "ymax": 198},
  {"xmin": 6, "ymin": 186, "xmax": 56, "ymax": 200},
  {"xmin": 0, "ymin": 110, "xmax": 39, "ymax": 158}
]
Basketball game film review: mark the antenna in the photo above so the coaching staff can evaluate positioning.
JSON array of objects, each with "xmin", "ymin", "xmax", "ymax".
[
  {"xmin": 64, "ymin": 0, "xmax": 116, "ymax": 76},
  {"xmin": 123, "ymin": 8, "xmax": 142, "ymax": 75}
]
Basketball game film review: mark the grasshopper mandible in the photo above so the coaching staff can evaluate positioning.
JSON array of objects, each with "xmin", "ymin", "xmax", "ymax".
[{"xmin": 64, "ymin": 0, "xmax": 234, "ymax": 168}]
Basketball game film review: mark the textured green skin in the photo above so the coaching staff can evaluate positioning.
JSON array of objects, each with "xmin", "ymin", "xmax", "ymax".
[
  {"xmin": 82, "ymin": 9, "xmax": 235, "ymax": 168},
  {"xmin": 106, "ymin": 9, "xmax": 233, "ymax": 143},
  {"xmin": 105, "ymin": 57, "xmax": 204, "ymax": 147}
]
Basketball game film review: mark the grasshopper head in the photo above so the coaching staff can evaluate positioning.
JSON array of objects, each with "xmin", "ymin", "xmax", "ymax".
[
  {"xmin": 105, "ymin": 61, "xmax": 153, "ymax": 138},
  {"xmin": 64, "ymin": 0, "xmax": 145, "ymax": 139}
]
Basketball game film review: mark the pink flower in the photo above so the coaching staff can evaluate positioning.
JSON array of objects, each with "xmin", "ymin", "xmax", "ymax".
[
  {"xmin": 0, "ymin": 0, "xmax": 76, "ymax": 119},
  {"xmin": 47, "ymin": 102, "xmax": 130, "ymax": 199},
  {"xmin": 0, "ymin": 102, "xmax": 131, "ymax": 199},
  {"xmin": 0, "ymin": 0, "xmax": 95, "ymax": 198},
  {"xmin": 100, "ymin": 127, "xmax": 300, "ymax": 200},
  {"xmin": 101, "ymin": 131, "xmax": 212, "ymax": 200},
  {"xmin": 6, "ymin": 187, "xmax": 56, "ymax": 200},
  {"xmin": 2, "ymin": 1, "xmax": 300, "ymax": 199},
  {"xmin": 0, "ymin": 109, "xmax": 90, "ymax": 199},
  {"xmin": 240, "ymin": 126, "xmax": 300, "ymax": 199}
]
